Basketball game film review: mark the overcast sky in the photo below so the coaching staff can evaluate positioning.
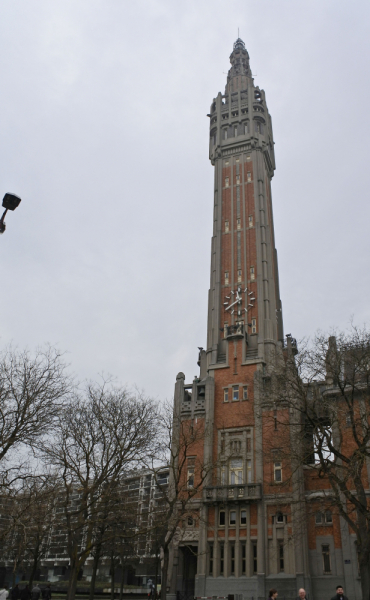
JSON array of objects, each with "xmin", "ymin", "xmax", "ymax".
[{"xmin": 1, "ymin": 0, "xmax": 370, "ymax": 401}]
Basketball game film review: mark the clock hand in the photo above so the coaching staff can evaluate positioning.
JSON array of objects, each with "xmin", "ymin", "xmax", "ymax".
[{"xmin": 225, "ymin": 298, "xmax": 240, "ymax": 311}]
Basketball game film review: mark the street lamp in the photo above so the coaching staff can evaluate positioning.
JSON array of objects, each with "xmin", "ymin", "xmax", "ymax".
[{"xmin": 0, "ymin": 193, "xmax": 22, "ymax": 234}]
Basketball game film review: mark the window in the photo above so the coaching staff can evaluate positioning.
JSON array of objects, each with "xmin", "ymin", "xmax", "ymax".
[
  {"xmin": 230, "ymin": 545, "xmax": 235, "ymax": 574},
  {"xmin": 246, "ymin": 437, "xmax": 251, "ymax": 453},
  {"xmin": 252, "ymin": 542, "xmax": 257, "ymax": 573},
  {"xmin": 237, "ymin": 269, "xmax": 242, "ymax": 283},
  {"xmin": 322, "ymin": 544, "xmax": 331, "ymax": 573},
  {"xmin": 346, "ymin": 412, "xmax": 352, "ymax": 427},
  {"xmin": 221, "ymin": 467, "xmax": 226, "ymax": 485},
  {"xmin": 187, "ymin": 467, "xmax": 195, "ymax": 488},
  {"xmin": 237, "ymin": 218, "xmax": 241, "ymax": 230},
  {"xmin": 220, "ymin": 438, "xmax": 225, "ymax": 454},
  {"xmin": 234, "ymin": 126, "xmax": 238, "ymax": 137},
  {"xmin": 250, "ymin": 266, "xmax": 255, "ymax": 280},
  {"xmin": 230, "ymin": 510, "xmax": 236, "ymax": 525},
  {"xmin": 246, "ymin": 459, "xmax": 252, "ymax": 483},
  {"xmin": 224, "ymin": 388, "xmax": 229, "ymax": 402},
  {"xmin": 247, "ymin": 171, "xmax": 252, "ymax": 182},
  {"xmin": 224, "ymin": 130, "xmax": 228, "ymax": 140},
  {"xmin": 276, "ymin": 512, "xmax": 284, "ymax": 523},
  {"xmin": 279, "ymin": 543, "xmax": 284, "ymax": 572},
  {"xmin": 251, "ymin": 318, "xmax": 257, "ymax": 334},
  {"xmin": 240, "ymin": 510, "xmax": 247, "ymax": 525},
  {"xmin": 209, "ymin": 544, "xmax": 213, "ymax": 575},
  {"xmin": 236, "ymin": 157, "xmax": 240, "ymax": 163},
  {"xmin": 315, "ymin": 510, "xmax": 332, "ymax": 524},
  {"xmin": 224, "ymin": 323, "xmax": 228, "ymax": 338},
  {"xmin": 274, "ymin": 461, "xmax": 282, "ymax": 482},
  {"xmin": 231, "ymin": 439, "xmax": 241, "ymax": 453},
  {"xmin": 219, "ymin": 510, "xmax": 225, "ymax": 526},
  {"xmin": 187, "ymin": 516, "xmax": 194, "ymax": 526},
  {"xmin": 225, "ymin": 220, "xmax": 229, "ymax": 233},
  {"xmin": 236, "ymin": 174, "xmax": 240, "ymax": 185},
  {"xmin": 225, "ymin": 271, "xmax": 229, "ymax": 285},
  {"xmin": 233, "ymin": 385, "xmax": 239, "ymax": 401},
  {"xmin": 246, "ymin": 153, "xmax": 251, "ymax": 160},
  {"xmin": 225, "ymin": 177, "xmax": 229, "ymax": 187},
  {"xmin": 248, "ymin": 215, "xmax": 253, "ymax": 227},
  {"xmin": 220, "ymin": 544, "xmax": 224, "ymax": 575},
  {"xmin": 241, "ymin": 543, "xmax": 246, "ymax": 574},
  {"xmin": 244, "ymin": 123, "xmax": 249, "ymax": 134},
  {"xmin": 243, "ymin": 386, "xmax": 248, "ymax": 400},
  {"xmin": 230, "ymin": 458, "xmax": 243, "ymax": 484},
  {"xmin": 255, "ymin": 121, "xmax": 263, "ymax": 134}
]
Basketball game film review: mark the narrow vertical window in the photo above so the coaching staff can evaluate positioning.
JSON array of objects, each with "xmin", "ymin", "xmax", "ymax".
[
  {"xmin": 274, "ymin": 461, "xmax": 282, "ymax": 482},
  {"xmin": 187, "ymin": 467, "xmax": 195, "ymax": 488},
  {"xmin": 209, "ymin": 544, "xmax": 213, "ymax": 575},
  {"xmin": 230, "ymin": 545, "xmax": 235, "ymax": 574},
  {"xmin": 233, "ymin": 385, "xmax": 239, "ymax": 401},
  {"xmin": 250, "ymin": 266, "xmax": 255, "ymax": 281},
  {"xmin": 220, "ymin": 544, "xmax": 224, "ymax": 575},
  {"xmin": 248, "ymin": 215, "xmax": 253, "ymax": 227},
  {"xmin": 221, "ymin": 467, "xmax": 226, "ymax": 485},
  {"xmin": 237, "ymin": 218, "xmax": 241, "ymax": 230},
  {"xmin": 252, "ymin": 542, "xmax": 257, "ymax": 573},
  {"xmin": 241, "ymin": 543, "xmax": 246, "ymax": 574},
  {"xmin": 244, "ymin": 124, "xmax": 249, "ymax": 135},
  {"xmin": 251, "ymin": 318, "xmax": 257, "ymax": 333},
  {"xmin": 219, "ymin": 511, "xmax": 226, "ymax": 526},
  {"xmin": 225, "ymin": 271, "xmax": 229, "ymax": 285},
  {"xmin": 225, "ymin": 220, "xmax": 229, "ymax": 232},
  {"xmin": 230, "ymin": 459, "xmax": 243, "ymax": 484},
  {"xmin": 322, "ymin": 544, "xmax": 331, "ymax": 573},
  {"xmin": 224, "ymin": 388, "xmax": 229, "ymax": 402},
  {"xmin": 224, "ymin": 130, "xmax": 228, "ymax": 140},
  {"xmin": 279, "ymin": 543, "xmax": 284, "ymax": 572},
  {"xmin": 247, "ymin": 172, "xmax": 252, "ymax": 182},
  {"xmin": 229, "ymin": 510, "xmax": 236, "ymax": 525},
  {"xmin": 246, "ymin": 437, "xmax": 251, "ymax": 453},
  {"xmin": 236, "ymin": 174, "xmax": 241, "ymax": 185},
  {"xmin": 240, "ymin": 510, "xmax": 247, "ymax": 525},
  {"xmin": 225, "ymin": 177, "xmax": 229, "ymax": 187},
  {"xmin": 224, "ymin": 323, "xmax": 228, "ymax": 338},
  {"xmin": 237, "ymin": 269, "xmax": 242, "ymax": 283},
  {"xmin": 243, "ymin": 386, "xmax": 248, "ymax": 400},
  {"xmin": 246, "ymin": 459, "xmax": 252, "ymax": 483},
  {"xmin": 234, "ymin": 126, "xmax": 238, "ymax": 137}
]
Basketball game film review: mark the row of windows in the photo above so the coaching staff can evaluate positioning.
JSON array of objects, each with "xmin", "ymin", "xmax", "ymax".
[
  {"xmin": 223, "ymin": 385, "xmax": 248, "ymax": 402},
  {"xmin": 224, "ymin": 215, "xmax": 253, "ymax": 231},
  {"xmin": 224, "ymin": 172, "xmax": 251, "ymax": 187},
  {"xmin": 221, "ymin": 121, "xmax": 264, "ymax": 141},
  {"xmin": 209, "ymin": 541, "xmax": 258, "ymax": 575},
  {"xmin": 209, "ymin": 541, "xmax": 332, "ymax": 576},
  {"xmin": 224, "ymin": 267, "xmax": 254, "ymax": 284}
]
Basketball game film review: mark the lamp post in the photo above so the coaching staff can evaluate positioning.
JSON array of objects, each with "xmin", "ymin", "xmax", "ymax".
[{"xmin": 0, "ymin": 193, "xmax": 22, "ymax": 234}]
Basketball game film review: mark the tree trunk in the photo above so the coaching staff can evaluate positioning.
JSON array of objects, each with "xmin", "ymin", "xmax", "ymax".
[
  {"xmin": 161, "ymin": 548, "xmax": 169, "ymax": 600},
  {"xmin": 29, "ymin": 551, "xmax": 40, "ymax": 589},
  {"xmin": 119, "ymin": 561, "xmax": 125, "ymax": 600},
  {"xmin": 66, "ymin": 561, "xmax": 79, "ymax": 600},
  {"xmin": 110, "ymin": 551, "xmax": 115, "ymax": 600},
  {"xmin": 359, "ymin": 557, "xmax": 370, "ymax": 600},
  {"xmin": 89, "ymin": 546, "xmax": 102, "ymax": 600}
]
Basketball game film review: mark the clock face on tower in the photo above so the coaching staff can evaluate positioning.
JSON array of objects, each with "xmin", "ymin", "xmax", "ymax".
[{"xmin": 223, "ymin": 286, "xmax": 256, "ymax": 317}]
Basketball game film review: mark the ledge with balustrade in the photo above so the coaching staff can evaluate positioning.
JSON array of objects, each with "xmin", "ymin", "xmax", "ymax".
[{"xmin": 203, "ymin": 483, "xmax": 262, "ymax": 503}]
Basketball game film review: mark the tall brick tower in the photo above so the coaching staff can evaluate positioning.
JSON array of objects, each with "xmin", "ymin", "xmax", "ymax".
[{"xmin": 168, "ymin": 39, "xmax": 307, "ymax": 600}]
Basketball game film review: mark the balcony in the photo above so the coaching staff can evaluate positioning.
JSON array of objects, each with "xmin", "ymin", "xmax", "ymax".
[{"xmin": 203, "ymin": 483, "xmax": 262, "ymax": 503}]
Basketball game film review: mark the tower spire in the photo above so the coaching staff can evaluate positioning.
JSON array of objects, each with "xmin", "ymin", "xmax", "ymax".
[{"xmin": 225, "ymin": 37, "xmax": 252, "ymax": 94}]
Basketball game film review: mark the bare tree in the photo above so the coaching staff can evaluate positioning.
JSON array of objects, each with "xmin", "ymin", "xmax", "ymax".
[
  {"xmin": 146, "ymin": 401, "xmax": 215, "ymax": 600},
  {"xmin": 263, "ymin": 326, "xmax": 370, "ymax": 600},
  {"xmin": 0, "ymin": 476, "xmax": 57, "ymax": 587},
  {"xmin": 0, "ymin": 345, "xmax": 72, "ymax": 489},
  {"xmin": 40, "ymin": 381, "xmax": 159, "ymax": 600}
]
